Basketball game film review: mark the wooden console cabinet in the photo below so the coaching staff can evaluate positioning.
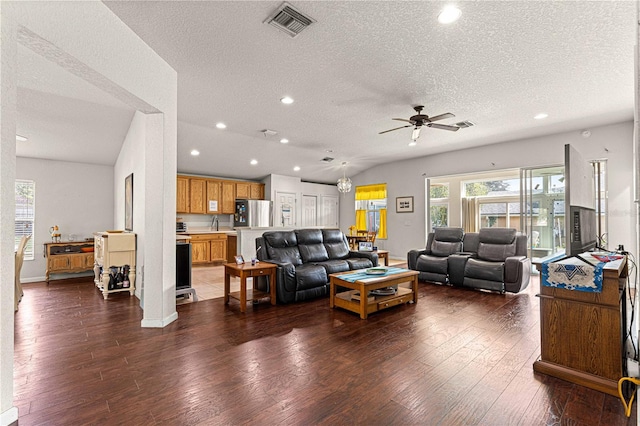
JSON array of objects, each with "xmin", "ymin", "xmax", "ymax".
[
  {"xmin": 44, "ymin": 241, "xmax": 95, "ymax": 283},
  {"xmin": 533, "ymin": 255, "xmax": 628, "ymax": 396},
  {"xmin": 93, "ymin": 232, "xmax": 136, "ymax": 299}
]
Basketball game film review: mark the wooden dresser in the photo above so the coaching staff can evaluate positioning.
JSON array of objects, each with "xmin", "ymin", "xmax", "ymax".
[
  {"xmin": 44, "ymin": 240, "xmax": 95, "ymax": 283},
  {"xmin": 533, "ymin": 255, "xmax": 628, "ymax": 396}
]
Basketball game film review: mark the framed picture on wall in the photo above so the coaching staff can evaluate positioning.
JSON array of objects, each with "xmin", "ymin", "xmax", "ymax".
[
  {"xmin": 396, "ymin": 196, "xmax": 413, "ymax": 213},
  {"xmin": 125, "ymin": 173, "xmax": 133, "ymax": 231}
]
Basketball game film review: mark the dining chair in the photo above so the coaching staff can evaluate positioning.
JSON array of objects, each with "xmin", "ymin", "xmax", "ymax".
[{"xmin": 15, "ymin": 235, "xmax": 30, "ymax": 311}]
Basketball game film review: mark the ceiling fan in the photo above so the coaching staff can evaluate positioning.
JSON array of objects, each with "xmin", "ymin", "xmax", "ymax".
[{"xmin": 379, "ymin": 105, "xmax": 459, "ymax": 140}]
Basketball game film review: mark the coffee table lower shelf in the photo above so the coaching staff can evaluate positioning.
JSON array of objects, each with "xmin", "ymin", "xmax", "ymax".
[{"xmin": 334, "ymin": 287, "xmax": 414, "ymax": 317}]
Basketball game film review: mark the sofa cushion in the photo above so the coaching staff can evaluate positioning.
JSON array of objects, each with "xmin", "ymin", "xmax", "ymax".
[
  {"xmin": 433, "ymin": 227, "xmax": 464, "ymax": 242},
  {"xmin": 465, "ymin": 258, "xmax": 505, "ymax": 282},
  {"xmin": 322, "ymin": 229, "xmax": 350, "ymax": 259},
  {"xmin": 264, "ymin": 231, "xmax": 302, "ymax": 266},
  {"xmin": 296, "ymin": 229, "xmax": 330, "ymax": 263},
  {"xmin": 295, "ymin": 264, "xmax": 328, "ymax": 291},
  {"xmin": 316, "ymin": 260, "xmax": 350, "ymax": 274},
  {"xmin": 477, "ymin": 228, "xmax": 517, "ymax": 261},
  {"xmin": 416, "ymin": 254, "xmax": 449, "ymax": 275},
  {"xmin": 478, "ymin": 228, "xmax": 516, "ymax": 245},
  {"xmin": 431, "ymin": 240, "xmax": 463, "ymax": 257},
  {"xmin": 346, "ymin": 257, "xmax": 374, "ymax": 270}
]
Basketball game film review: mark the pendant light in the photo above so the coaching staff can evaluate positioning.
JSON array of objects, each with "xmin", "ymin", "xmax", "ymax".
[{"xmin": 337, "ymin": 161, "xmax": 352, "ymax": 193}]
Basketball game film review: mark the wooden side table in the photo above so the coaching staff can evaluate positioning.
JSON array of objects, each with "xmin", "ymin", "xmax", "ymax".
[
  {"xmin": 374, "ymin": 250, "xmax": 389, "ymax": 266},
  {"xmin": 224, "ymin": 262, "xmax": 277, "ymax": 312}
]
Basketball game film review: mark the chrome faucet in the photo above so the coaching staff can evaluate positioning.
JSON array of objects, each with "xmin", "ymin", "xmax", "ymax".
[{"xmin": 211, "ymin": 215, "xmax": 219, "ymax": 231}]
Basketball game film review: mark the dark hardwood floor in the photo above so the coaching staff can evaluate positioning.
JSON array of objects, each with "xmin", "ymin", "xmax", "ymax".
[{"xmin": 14, "ymin": 273, "xmax": 636, "ymax": 425}]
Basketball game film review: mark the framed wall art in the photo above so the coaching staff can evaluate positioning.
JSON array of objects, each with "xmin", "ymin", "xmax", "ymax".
[
  {"xmin": 396, "ymin": 196, "xmax": 413, "ymax": 213},
  {"xmin": 125, "ymin": 173, "xmax": 134, "ymax": 231}
]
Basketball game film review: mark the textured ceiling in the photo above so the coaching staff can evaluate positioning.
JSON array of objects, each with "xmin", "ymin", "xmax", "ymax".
[{"xmin": 16, "ymin": 1, "xmax": 636, "ymax": 184}]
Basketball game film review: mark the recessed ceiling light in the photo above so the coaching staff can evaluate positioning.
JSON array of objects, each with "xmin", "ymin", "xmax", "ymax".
[
  {"xmin": 408, "ymin": 141, "xmax": 417, "ymax": 147},
  {"xmin": 438, "ymin": 5, "xmax": 462, "ymax": 24},
  {"xmin": 280, "ymin": 96, "xmax": 294, "ymax": 104},
  {"xmin": 534, "ymin": 113, "xmax": 548, "ymax": 120},
  {"xmin": 16, "ymin": 135, "xmax": 27, "ymax": 142},
  {"xmin": 216, "ymin": 122, "xmax": 227, "ymax": 129},
  {"xmin": 293, "ymin": 166, "xmax": 300, "ymax": 171},
  {"xmin": 190, "ymin": 149, "xmax": 200, "ymax": 156},
  {"xmin": 250, "ymin": 159, "xmax": 258, "ymax": 165},
  {"xmin": 280, "ymin": 138, "xmax": 289, "ymax": 144}
]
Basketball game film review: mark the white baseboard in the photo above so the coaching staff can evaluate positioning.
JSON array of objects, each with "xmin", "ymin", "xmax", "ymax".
[
  {"xmin": 141, "ymin": 311, "xmax": 178, "ymax": 328},
  {"xmin": 0, "ymin": 406, "xmax": 18, "ymax": 426}
]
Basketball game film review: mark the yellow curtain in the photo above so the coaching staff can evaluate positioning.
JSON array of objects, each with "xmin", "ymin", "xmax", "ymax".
[
  {"xmin": 355, "ymin": 210, "xmax": 367, "ymax": 230},
  {"xmin": 378, "ymin": 208, "xmax": 387, "ymax": 239},
  {"xmin": 355, "ymin": 184, "xmax": 387, "ymax": 200}
]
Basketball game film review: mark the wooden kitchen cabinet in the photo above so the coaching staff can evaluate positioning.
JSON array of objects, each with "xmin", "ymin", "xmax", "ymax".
[
  {"xmin": 250, "ymin": 183, "xmax": 264, "ymax": 200},
  {"xmin": 176, "ymin": 176, "xmax": 190, "ymax": 213},
  {"xmin": 206, "ymin": 180, "xmax": 221, "ymax": 214},
  {"xmin": 190, "ymin": 178, "xmax": 207, "ymax": 214},
  {"xmin": 189, "ymin": 233, "xmax": 227, "ymax": 264},
  {"xmin": 236, "ymin": 182, "xmax": 250, "ymax": 199},
  {"xmin": 221, "ymin": 181, "xmax": 235, "ymax": 214}
]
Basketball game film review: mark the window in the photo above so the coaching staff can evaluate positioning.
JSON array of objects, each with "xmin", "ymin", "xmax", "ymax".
[
  {"xmin": 355, "ymin": 184, "xmax": 387, "ymax": 239},
  {"xmin": 15, "ymin": 180, "xmax": 35, "ymax": 260},
  {"xmin": 429, "ymin": 183, "xmax": 449, "ymax": 229}
]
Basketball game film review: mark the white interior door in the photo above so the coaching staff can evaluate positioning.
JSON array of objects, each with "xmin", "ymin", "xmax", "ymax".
[
  {"xmin": 302, "ymin": 195, "xmax": 317, "ymax": 227},
  {"xmin": 320, "ymin": 195, "xmax": 339, "ymax": 227},
  {"xmin": 275, "ymin": 191, "xmax": 297, "ymax": 227}
]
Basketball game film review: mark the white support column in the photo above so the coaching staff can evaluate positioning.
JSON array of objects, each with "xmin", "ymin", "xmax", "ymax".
[{"xmin": 0, "ymin": 3, "xmax": 19, "ymax": 425}]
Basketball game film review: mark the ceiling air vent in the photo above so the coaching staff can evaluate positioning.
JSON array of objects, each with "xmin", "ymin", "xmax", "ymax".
[
  {"xmin": 455, "ymin": 120, "xmax": 475, "ymax": 128},
  {"xmin": 264, "ymin": 2, "xmax": 316, "ymax": 38},
  {"xmin": 321, "ymin": 157, "xmax": 334, "ymax": 163}
]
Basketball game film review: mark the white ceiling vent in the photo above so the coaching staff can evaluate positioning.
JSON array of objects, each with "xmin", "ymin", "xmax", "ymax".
[
  {"xmin": 264, "ymin": 2, "xmax": 316, "ymax": 38},
  {"xmin": 455, "ymin": 120, "xmax": 475, "ymax": 128},
  {"xmin": 321, "ymin": 157, "xmax": 334, "ymax": 163},
  {"xmin": 260, "ymin": 129, "xmax": 278, "ymax": 136}
]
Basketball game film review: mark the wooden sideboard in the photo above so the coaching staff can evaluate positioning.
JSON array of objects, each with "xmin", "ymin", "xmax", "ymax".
[
  {"xmin": 44, "ymin": 240, "xmax": 95, "ymax": 283},
  {"xmin": 533, "ymin": 255, "xmax": 628, "ymax": 396}
]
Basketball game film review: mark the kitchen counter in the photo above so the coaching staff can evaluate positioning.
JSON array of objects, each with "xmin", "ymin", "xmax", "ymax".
[{"xmin": 177, "ymin": 228, "xmax": 237, "ymax": 236}]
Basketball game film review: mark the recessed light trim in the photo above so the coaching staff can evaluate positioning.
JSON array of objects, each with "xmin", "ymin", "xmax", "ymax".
[
  {"xmin": 293, "ymin": 166, "xmax": 300, "ymax": 171},
  {"xmin": 250, "ymin": 159, "xmax": 258, "ymax": 165},
  {"xmin": 16, "ymin": 134, "xmax": 27, "ymax": 142},
  {"xmin": 216, "ymin": 122, "xmax": 227, "ymax": 129},
  {"xmin": 280, "ymin": 138, "xmax": 289, "ymax": 144},
  {"xmin": 280, "ymin": 96, "xmax": 294, "ymax": 104},
  {"xmin": 438, "ymin": 5, "xmax": 462, "ymax": 24},
  {"xmin": 534, "ymin": 113, "xmax": 548, "ymax": 120},
  {"xmin": 190, "ymin": 149, "xmax": 200, "ymax": 156}
]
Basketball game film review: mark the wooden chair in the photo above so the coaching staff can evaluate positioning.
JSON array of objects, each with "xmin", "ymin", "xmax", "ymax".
[
  {"xmin": 15, "ymin": 235, "xmax": 30, "ymax": 311},
  {"xmin": 366, "ymin": 231, "xmax": 377, "ymax": 245}
]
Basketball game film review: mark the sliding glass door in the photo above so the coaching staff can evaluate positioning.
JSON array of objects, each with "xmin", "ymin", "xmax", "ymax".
[{"xmin": 520, "ymin": 166, "xmax": 566, "ymax": 263}]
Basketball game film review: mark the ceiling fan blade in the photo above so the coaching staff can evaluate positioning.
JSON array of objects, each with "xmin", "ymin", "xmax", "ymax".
[
  {"xmin": 392, "ymin": 118, "xmax": 414, "ymax": 124},
  {"xmin": 379, "ymin": 125, "xmax": 411, "ymax": 134},
  {"xmin": 428, "ymin": 112, "xmax": 455, "ymax": 122},
  {"xmin": 427, "ymin": 123, "xmax": 460, "ymax": 132}
]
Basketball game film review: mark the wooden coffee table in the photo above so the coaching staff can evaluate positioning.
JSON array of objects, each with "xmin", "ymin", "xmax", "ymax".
[
  {"xmin": 329, "ymin": 268, "xmax": 418, "ymax": 319},
  {"xmin": 224, "ymin": 262, "xmax": 277, "ymax": 313}
]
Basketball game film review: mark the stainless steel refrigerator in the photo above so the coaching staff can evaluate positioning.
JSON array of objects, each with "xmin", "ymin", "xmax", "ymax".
[{"xmin": 234, "ymin": 199, "xmax": 273, "ymax": 227}]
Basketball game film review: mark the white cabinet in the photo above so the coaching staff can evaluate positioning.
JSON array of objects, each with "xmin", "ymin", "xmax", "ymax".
[{"xmin": 93, "ymin": 232, "xmax": 136, "ymax": 299}]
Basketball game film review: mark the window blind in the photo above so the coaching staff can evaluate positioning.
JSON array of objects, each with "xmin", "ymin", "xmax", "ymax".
[{"xmin": 15, "ymin": 180, "xmax": 35, "ymax": 260}]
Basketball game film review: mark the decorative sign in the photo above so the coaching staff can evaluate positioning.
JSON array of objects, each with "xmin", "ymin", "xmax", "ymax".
[{"xmin": 209, "ymin": 200, "xmax": 218, "ymax": 211}]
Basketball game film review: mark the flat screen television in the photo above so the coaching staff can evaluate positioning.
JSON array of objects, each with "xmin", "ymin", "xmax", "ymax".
[{"xmin": 567, "ymin": 205, "xmax": 597, "ymax": 256}]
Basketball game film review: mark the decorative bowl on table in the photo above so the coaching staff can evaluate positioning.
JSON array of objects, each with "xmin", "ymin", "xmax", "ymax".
[{"xmin": 365, "ymin": 267, "xmax": 387, "ymax": 275}]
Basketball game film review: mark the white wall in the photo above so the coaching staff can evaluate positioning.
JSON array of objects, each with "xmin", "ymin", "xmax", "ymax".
[
  {"xmin": 113, "ymin": 111, "xmax": 145, "ymax": 298},
  {"xmin": 16, "ymin": 157, "xmax": 114, "ymax": 281},
  {"xmin": 343, "ymin": 121, "xmax": 635, "ymax": 260}
]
